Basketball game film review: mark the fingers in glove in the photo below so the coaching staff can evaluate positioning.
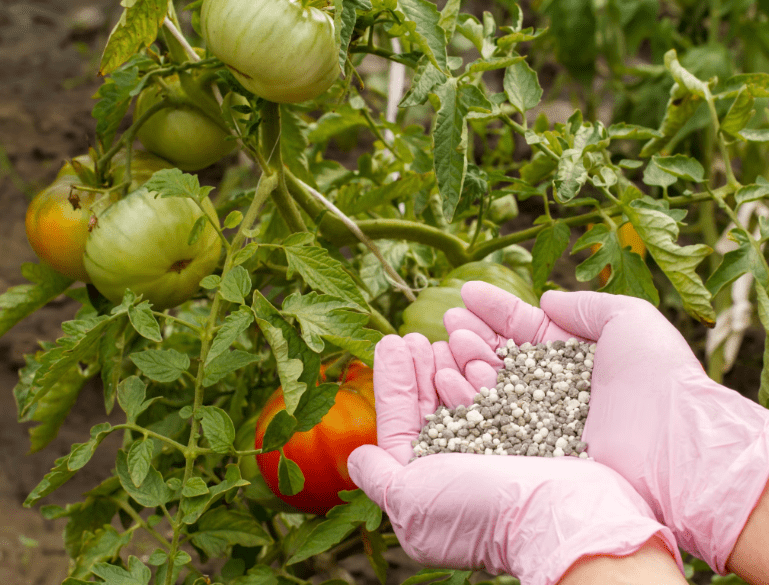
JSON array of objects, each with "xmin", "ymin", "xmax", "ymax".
[
  {"xmin": 403, "ymin": 333, "xmax": 441, "ymax": 422},
  {"xmin": 347, "ymin": 444, "xmax": 402, "ymax": 510},
  {"xmin": 444, "ymin": 307, "xmax": 506, "ymax": 349},
  {"xmin": 434, "ymin": 368, "xmax": 478, "ymax": 408},
  {"xmin": 448, "ymin": 329, "xmax": 503, "ymax": 372}
]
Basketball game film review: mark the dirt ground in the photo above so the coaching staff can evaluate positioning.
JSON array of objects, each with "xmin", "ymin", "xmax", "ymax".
[{"xmin": 0, "ymin": 1, "xmax": 764, "ymax": 584}]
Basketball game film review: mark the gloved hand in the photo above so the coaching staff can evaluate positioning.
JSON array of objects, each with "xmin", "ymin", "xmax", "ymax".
[
  {"xmin": 441, "ymin": 281, "xmax": 769, "ymax": 574},
  {"xmin": 347, "ymin": 333, "xmax": 683, "ymax": 585}
]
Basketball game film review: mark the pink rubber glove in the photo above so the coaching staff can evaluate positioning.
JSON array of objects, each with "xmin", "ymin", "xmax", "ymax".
[
  {"xmin": 442, "ymin": 282, "xmax": 769, "ymax": 574},
  {"xmin": 347, "ymin": 333, "xmax": 683, "ymax": 585}
]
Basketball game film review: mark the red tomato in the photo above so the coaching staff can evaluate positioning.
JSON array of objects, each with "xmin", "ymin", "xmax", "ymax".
[{"xmin": 254, "ymin": 361, "xmax": 377, "ymax": 515}]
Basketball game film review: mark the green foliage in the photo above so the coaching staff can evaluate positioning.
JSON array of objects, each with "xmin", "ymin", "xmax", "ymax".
[{"xmin": 7, "ymin": 0, "xmax": 769, "ymax": 584}]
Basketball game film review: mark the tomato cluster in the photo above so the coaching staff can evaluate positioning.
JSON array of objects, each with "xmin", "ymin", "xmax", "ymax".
[{"xmin": 252, "ymin": 361, "xmax": 376, "ymax": 516}]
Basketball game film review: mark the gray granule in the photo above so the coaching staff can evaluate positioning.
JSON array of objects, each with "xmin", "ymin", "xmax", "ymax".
[{"xmin": 411, "ymin": 338, "xmax": 595, "ymax": 461}]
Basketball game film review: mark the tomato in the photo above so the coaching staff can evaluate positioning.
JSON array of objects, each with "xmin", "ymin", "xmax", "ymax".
[
  {"xmin": 83, "ymin": 189, "xmax": 222, "ymax": 310},
  {"xmin": 200, "ymin": 0, "xmax": 340, "ymax": 103},
  {"xmin": 487, "ymin": 193, "xmax": 519, "ymax": 224},
  {"xmin": 589, "ymin": 222, "xmax": 647, "ymax": 287},
  {"xmin": 254, "ymin": 360, "xmax": 377, "ymax": 516},
  {"xmin": 134, "ymin": 75, "xmax": 237, "ymax": 171},
  {"xmin": 399, "ymin": 261, "xmax": 539, "ymax": 343},
  {"xmin": 25, "ymin": 151, "xmax": 173, "ymax": 282}
]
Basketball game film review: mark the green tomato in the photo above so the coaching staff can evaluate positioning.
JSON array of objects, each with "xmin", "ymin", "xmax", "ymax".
[
  {"xmin": 200, "ymin": 0, "xmax": 340, "ymax": 103},
  {"xmin": 134, "ymin": 75, "xmax": 236, "ymax": 171},
  {"xmin": 83, "ymin": 189, "xmax": 222, "ymax": 310},
  {"xmin": 399, "ymin": 261, "xmax": 539, "ymax": 343}
]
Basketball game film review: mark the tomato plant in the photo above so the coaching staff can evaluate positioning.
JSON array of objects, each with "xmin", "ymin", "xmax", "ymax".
[
  {"xmin": 254, "ymin": 360, "xmax": 376, "ymax": 516},
  {"xmin": 25, "ymin": 150, "xmax": 173, "ymax": 282},
  {"xmin": 83, "ymin": 188, "xmax": 222, "ymax": 310},
  {"xmin": 4, "ymin": 0, "xmax": 769, "ymax": 584},
  {"xmin": 200, "ymin": 0, "xmax": 339, "ymax": 103},
  {"xmin": 134, "ymin": 74, "xmax": 238, "ymax": 171}
]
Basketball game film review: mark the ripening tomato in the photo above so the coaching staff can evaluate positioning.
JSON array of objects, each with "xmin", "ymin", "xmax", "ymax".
[
  {"xmin": 83, "ymin": 189, "xmax": 222, "ymax": 310},
  {"xmin": 134, "ymin": 75, "xmax": 238, "ymax": 171},
  {"xmin": 25, "ymin": 151, "xmax": 173, "ymax": 282},
  {"xmin": 200, "ymin": 0, "xmax": 340, "ymax": 103},
  {"xmin": 254, "ymin": 360, "xmax": 377, "ymax": 515}
]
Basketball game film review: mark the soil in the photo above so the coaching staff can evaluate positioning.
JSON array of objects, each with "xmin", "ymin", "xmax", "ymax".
[{"xmin": 0, "ymin": 1, "xmax": 763, "ymax": 584}]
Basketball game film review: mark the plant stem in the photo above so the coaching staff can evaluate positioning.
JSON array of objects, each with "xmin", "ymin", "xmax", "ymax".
[
  {"xmin": 501, "ymin": 115, "xmax": 560, "ymax": 162},
  {"xmin": 348, "ymin": 45, "xmax": 418, "ymax": 68}
]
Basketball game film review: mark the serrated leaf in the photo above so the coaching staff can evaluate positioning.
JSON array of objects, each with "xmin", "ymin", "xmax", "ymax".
[
  {"xmin": 625, "ymin": 198, "xmax": 714, "ymax": 325},
  {"xmin": 503, "ymin": 59, "xmax": 543, "ymax": 113},
  {"xmin": 572, "ymin": 225, "xmax": 659, "ymax": 303},
  {"xmin": 99, "ymin": 0, "xmax": 166, "ymax": 75},
  {"xmin": 400, "ymin": 57, "xmax": 447, "ymax": 107},
  {"xmin": 202, "ymin": 350, "xmax": 260, "ymax": 387},
  {"xmin": 278, "ymin": 452, "xmax": 305, "ymax": 496},
  {"xmin": 129, "ymin": 349, "xmax": 190, "ymax": 383},
  {"xmin": 198, "ymin": 405, "xmax": 236, "ymax": 453},
  {"xmin": 337, "ymin": 173, "xmax": 430, "ymax": 216},
  {"xmin": 142, "ymin": 168, "xmax": 214, "ymax": 202},
  {"xmin": 116, "ymin": 449, "xmax": 172, "ymax": 508},
  {"xmin": 117, "ymin": 376, "xmax": 154, "ymax": 423},
  {"xmin": 288, "ymin": 490, "xmax": 381, "ymax": 564},
  {"xmin": 190, "ymin": 507, "xmax": 272, "ymax": 558},
  {"xmin": 652, "ymin": 154, "xmax": 705, "ymax": 183},
  {"xmin": 642, "ymin": 157, "xmax": 678, "ymax": 188},
  {"xmin": 92, "ymin": 555, "xmax": 151, "ymax": 585},
  {"xmin": 553, "ymin": 149, "xmax": 587, "ymax": 202},
  {"xmin": 182, "ymin": 477, "xmax": 209, "ymax": 498},
  {"xmin": 219, "ymin": 266, "xmax": 252, "ymax": 304},
  {"xmin": 640, "ymin": 81, "xmax": 703, "ymax": 157},
  {"xmin": 531, "ymin": 222, "xmax": 570, "ymax": 294},
  {"xmin": 735, "ymin": 177, "xmax": 769, "ymax": 208},
  {"xmin": 101, "ymin": 317, "xmax": 129, "ymax": 414},
  {"xmin": 284, "ymin": 245, "xmax": 368, "ymax": 311},
  {"xmin": 232, "ymin": 242, "xmax": 260, "ymax": 266},
  {"xmin": 432, "ymin": 79, "xmax": 468, "ymax": 222},
  {"xmin": 721, "ymin": 86, "xmax": 755, "ymax": 137},
  {"xmin": 127, "ymin": 439, "xmax": 154, "ymax": 487},
  {"xmin": 252, "ymin": 291, "xmax": 321, "ymax": 413},
  {"xmin": 206, "ymin": 307, "xmax": 254, "ymax": 365},
  {"xmin": 261, "ymin": 409, "xmax": 298, "ymax": 453},
  {"xmin": 282, "ymin": 292, "xmax": 381, "ymax": 364},
  {"xmin": 70, "ymin": 527, "xmax": 133, "ymax": 581},
  {"xmin": 24, "ymin": 454, "xmax": 76, "ymax": 507},
  {"xmin": 399, "ymin": 0, "xmax": 448, "ymax": 71},
  {"xmin": 127, "ymin": 301, "xmax": 162, "ymax": 342},
  {"xmin": 0, "ymin": 263, "xmax": 72, "ymax": 338},
  {"xmin": 664, "ymin": 49, "xmax": 711, "ymax": 100},
  {"xmin": 92, "ymin": 63, "xmax": 141, "ymax": 148},
  {"xmin": 293, "ymin": 382, "xmax": 340, "ymax": 432},
  {"xmin": 706, "ymin": 228, "xmax": 769, "ymax": 296}
]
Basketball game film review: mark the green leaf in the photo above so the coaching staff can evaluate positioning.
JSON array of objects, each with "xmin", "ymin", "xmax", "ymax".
[
  {"xmin": 706, "ymin": 229, "xmax": 769, "ymax": 296},
  {"xmin": 127, "ymin": 439, "xmax": 154, "ymax": 487},
  {"xmin": 398, "ymin": 0, "xmax": 448, "ymax": 71},
  {"xmin": 531, "ymin": 222, "xmax": 570, "ymax": 294},
  {"xmin": 362, "ymin": 527, "xmax": 388, "ymax": 585},
  {"xmin": 198, "ymin": 405, "xmax": 236, "ymax": 454},
  {"xmin": 232, "ymin": 242, "xmax": 260, "ymax": 267},
  {"xmin": 755, "ymin": 285, "xmax": 769, "ymax": 408},
  {"xmin": 129, "ymin": 348, "xmax": 190, "ymax": 383},
  {"xmin": 284, "ymin": 244, "xmax": 368, "ymax": 311},
  {"xmin": 182, "ymin": 477, "xmax": 210, "ymax": 498},
  {"xmin": 455, "ymin": 14, "xmax": 496, "ymax": 59},
  {"xmin": 127, "ymin": 301, "xmax": 162, "ymax": 342},
  {"xmin": 309, "ymin": 104, "xmax": 367, "ymax": 143},
  {"xmin": 190, "ymin": 508, "xmax": 272, "ymax": 558},
  {"xmin": 739, "ymin": 128, "xmax": 769, "ymax": 142},
  {"xmin": 359, "ymin": 240, "xmax": 410, "ymax": 299},
  {"xmin": 202, "ymin": 350, "xmax": 260, "ymax": 387},
  {"xmin": 117, "ymin": 376, "xmax": 156, "ymax": 424},
  {"xmin": 24, "ymin": 454, "xmax": 77, "ymax": 507},
  {"xmin": 282, "ymin": 292, "xmax": 381, "ymax": 365},
  {"xmin": 92, "ymin": 62, "xmax": 141, "ymax": 148},
  {"xmin": 337, "ymin": 173, "xmax": 431, "ymax": 216},
  {"xmin": 281, "ymin": 105, "xmax": 314, "ymax": 185},
  {"xmin": 467, "ymin": 55, "xmax": 524, "ymax": 74},
  {"xmin": 206, "ymin": 306, "xmax": 254, "ymax": 366},
  {"xmin": 736, "ymin": 178, "xmax": 769, "ymax": 208},
  {"xmin": 220, "ymin": 266, "xmax": 252, "ymax": 304},
  {"xmin": 0, "ymin": 263, "xmax": 72, "ymax": 338},
  {"xmin": 721, "ymin": 86, "xmax": 755, "ymax": 138},
  {"xmin": 503, "ymin": 59, "xmax": 543, "ymax": 114},
  {"xmin": 640, "ymin": 82, "xmax": 703, "ymax": 157},
  {"xmin": 68, "ymin": 424, "xmax": 113, "ymax": 471},
  {"xmin": 719, "ymin": 73, "xmax": 769, "ymax": 99},
  {"xmin": 624, "ymin": 198, "xmax": 715, "ymax": 325},
  {"xmin": 400, "ymin": 58, "xmax": 447, "ymax": 107},
  {"xmin": 288, "ymin": 490, "xmax": 381, "ymax": 564},
  {"xmin": 61, "ymin": 498, "xmax": 119, "ymax": 559},
  {"xmin": 187, "ymin": 215, "xmax": 207, "ymax": 245},
  {"xmin": 261, "ymin": 410, "xmax": 298, "ymax": 453},
  {"xmin": 553, "ymin": 150, "xmax": 587, "ymax": 202},
  {"xmin": 432, "ymin": 79, "xmax": 468, "ymax": 222},
  {"xmin": 337, "ymin": 0, "xmax": 368, "ymax": 71},
  {"xmin": 541, "ymin": 0, "xmax": 596, "ymax": 83},
  {"xmin": 651, "ymin": 154, "xmax": 705, "ymax": 183},
  {"xmin": 70, "ymin": 527, "xmax": 133, "ymax": 580},
  {"xmin": 101, "ymin": 317, "xmax": 129, "ymax": 414},
  {"xmin": 293, "ymin": 382, "xmax": 340, "ymax": 432},
  {"xmin": 92, "ymin": 555, "xmax": 151, "ymax": 585},
  {"xmin": 116, "ymin": 449, "xmax": 172, "ymax": 508},
  {"xmin": 642, "ymin": 157, "xmax": 678, "ymax": 188},
  {"xmin": 224, "ymin": 210, "xmax": 243, "ymax": 229},
  {"xmin": 664, "ymin": 49, "xmax": 711, "ymax": 100},
  {"xmin": 399, "ymin": 570, "xmax": 456, "ymax": 585},
  {"xmin": 142, "ymin": 168, "xmax": 214, "ymax": 202},
  {"xmin": 99, "ymin": 0, "xmax": 166, "ymax": 75},
  {"xmin": 572, "ymin": 224, "xmax": 659, "ymax": 304},
  {"xmin": 607, "ymin": 123, "xmax": 664, "ymax": 140},
  {"xmin": 278, "ymin": 452, "xmax": 305, "ymax": 496}
]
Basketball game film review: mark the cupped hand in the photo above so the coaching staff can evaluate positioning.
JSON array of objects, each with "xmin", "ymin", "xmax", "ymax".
[
  {"xmin": 441, "ymin": 281, "xmax": 769, "ymax": 574},
  {"xmin": 347, "ymin": 333, "xmax": 682, "ymax": 585}
]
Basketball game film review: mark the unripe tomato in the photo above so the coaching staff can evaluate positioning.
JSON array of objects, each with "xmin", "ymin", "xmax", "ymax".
[
  {"xmin": 200, "ymin": 0, "xmax": 340, "ymax": 103},
  {"xmin": 83, "ymin": 189, "xmax": 222, "ymax": 310},
  {"xmin": 589, "ymin": 222, "xmax": 647, "ymax": 287},
  {"xmin": 134, "ymin": 75, "xmax": 237, "ymax": 171},
  {"xmin": 25, "ymin": 151, "xmax": 173, "ymax": 282},
  {"xmin": 400, "ymin": 261, "xmax": 539, "ymax": 343},
  {"xmin": 254, "ymin": 361, "xmax": 377, "ymax": 516}
]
